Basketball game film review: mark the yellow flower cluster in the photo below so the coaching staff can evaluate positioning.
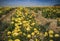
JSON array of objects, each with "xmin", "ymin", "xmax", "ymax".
[
  {"xmin": 49, "ymin": 30, "xmax": 54, "ymax": 37},
  {"xmin": 8, "ymin": 39, "xmax": 20, "ymax": 41},
  {"xmin": 7, "ymin": 8, "xmax": 38, "ymax": 41},
  {"xmin": 6, "ymin": 7, "xmax": 60, "ymax": 41}
]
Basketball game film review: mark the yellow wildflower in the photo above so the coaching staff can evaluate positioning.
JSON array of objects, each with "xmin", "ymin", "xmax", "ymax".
[
  {"xmin": 49, "ymin": 39, "xmax": 53, "ymax": 41},
  {"xmin": 37, "ymin": 31, "xmax": 39, "ymax": 34},
  {"xmin": 12, "ymin": 32, "xmax": 19, "ymax": 37},
  {"xmin": 7, "ymin": 31, "xmax": 11, "ymax": 35},
  {"xmin": 12, "ymin": 17, "xmax": 15, "ymax": 21},
  {"xmin": 31, "ymin": 22, "xmax": 35, "ymax": 26},
  {"xmin": 53, "ymin": 10, "xmax": 56, "ymax": 12},
  {"xmin": 49, "ymin": 30, "xmax": 54, "ymax": 34},
  {"xmin": 31, "ymin": 32, "xmax": 35, "ymax": 36},
  {"xmin": 14, "ymin": 39, "xmax": 20, "ymax": 41},
  {"xmin": 13, "ymin": 29, "xmax": 18, "ymax": 33},
  {"xmin": 34, "ymin": 28, "xmax": 37, "ymax": 31},
  {"xmin": 55, "ymin": 34, "xmax": 59, "ymax": 37},
  {"xmin": 35, "ymin": 38, "xmax": 39, "ymax": 41},
  {"xmin": 29, "ymin": 16, "xmax": 32, "ymax": 18},
  {"xmin": 49, "ymin": 34, "xmax": 53, "ymax": 37},
  {"xmin": 23, "ymin": 21, "xmax": 27, "ymax": 23},
  {"xmin": 27, "ymin": 34, "xmax": 31, "ymax": 38},
  {"xmin": 19, "ymin": 32, "xmax": 22, "ymax": 35},
  {"xmin": 15, "ymin": 26, "xmax": 21, "ymax": 29},
  {"xmin": 34, "ymin": 30, "xmax": 38, "ymax": 33},
  {"xmin": 44, "ymin": 32, "xmax": 48, "ymax": 37},
  {"xmin": 8, "ymin": 39, "xmax": 13, "ymax": 41},
  {"xmin": 26, "ymin": 27, "xmax": 30, "ymax": 31},
  {"xmin": 17, "ymin": 18, "xmax": 22, "ymax": 21},
  {"xmin": 29, "ymin": 20, "xmax": 31, "ymax": 22},
  {"xmin": 20, "ymin": 7, "xmax": 23, "ymax": 10},
  {"xmin": 25, "ymin": 12, "xmax": 28, "ymax": 15},
  {"xmin": 15, "ymin": 23, "xmax": 18, "ymax": 27},
  {"xmin": 15, "ymin": 19, "xmax": 18, "ymax": 22},
  {"xmin": 11, "ymin": 21, "xmax": 14, "ymax": 24}
]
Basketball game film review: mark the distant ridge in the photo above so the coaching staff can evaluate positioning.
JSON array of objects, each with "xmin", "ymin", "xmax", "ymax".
[{"xmin": 54, "ymin": 4, "xmax": 60, "ymax": 6}]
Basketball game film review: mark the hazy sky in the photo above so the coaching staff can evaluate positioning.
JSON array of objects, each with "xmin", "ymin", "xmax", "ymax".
[{"xmin": 0, "ymin": 0, "xmax": 60, "ymax": 7}]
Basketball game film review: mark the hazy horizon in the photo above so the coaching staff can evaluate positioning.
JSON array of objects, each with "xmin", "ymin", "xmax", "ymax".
[{"xmin": 0, "ymin": 0, "xmax": 60, "ymax": 7}]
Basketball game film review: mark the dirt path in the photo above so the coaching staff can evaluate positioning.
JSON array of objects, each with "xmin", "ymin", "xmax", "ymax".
[
  {"xmin": 34, "ymin": 10, "xmax": 60, "ymax": 33},
  {"xmin": 0, "ymin": 8, "xmax": 16, "ymax": 23}
]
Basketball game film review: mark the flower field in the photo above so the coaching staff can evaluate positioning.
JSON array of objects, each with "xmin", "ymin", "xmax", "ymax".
[{"xmin": 0, "ymin": 7, "xmax": 60, "ymax": 41}]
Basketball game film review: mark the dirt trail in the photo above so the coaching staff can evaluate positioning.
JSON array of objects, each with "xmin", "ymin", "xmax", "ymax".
[
  {"xmin": 0, "ymin": 8, "xmax": 16, "ymax": 23},
  {"xmin": 34, "ymin": 10, "xmax": 60, "ymax": 33}
]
